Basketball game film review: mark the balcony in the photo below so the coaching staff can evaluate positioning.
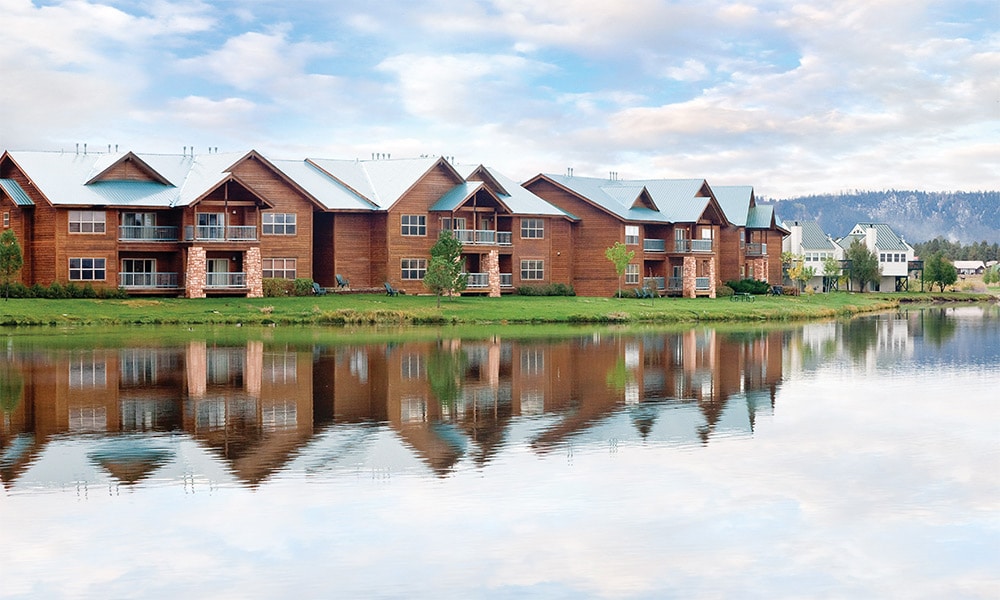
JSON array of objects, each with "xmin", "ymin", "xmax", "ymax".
[
  {"xmin": 464, "ymin": 272, "xmax": 489, "ymax": 288},
  {"xmin": 185, "ymin": 226, "xmax": 258, "ymax": 242},
  {"xmin": 643, "ymin": 239, "xmax": 666, "ymax": 252},
  {"xmin": 206, "ymin": 272, "xmax": 247, "ymax": 288},
  {"xmin": 695, "ymin": 277, "xmax": 711, "ymax": 291},
  {"xmin": 667, "ymin": 277, "xmax": 683, "ymax": 291},
  {"xmin": 674, "ymin": 239, "xmax": 714, "ymax": 253},
  {"xmin": 500, "ymin": 273, "xmax": 513, "ymax": 288},
  {"xmin": 450, "ymin": 229, "xmax": 513, "ymax": 246},
  {"xmin": 746, "ymin": 242, "xmax": 767, "ymax": 257},
  {"xmin": 643, "ymin": 276, "xmax": 665, "ymax": 290},
  {"xmin": 119, "ymin": 272, "xmax": 179, "ymax": 289},
  {"xmin": 118, "ymin": 226, "xmax": 179, "ymax": 242}
]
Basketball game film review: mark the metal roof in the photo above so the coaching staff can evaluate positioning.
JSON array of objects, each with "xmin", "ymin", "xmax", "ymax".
[
  {"xmin": 746, "ymin": 205, "xmax": 775, "ymax": 229},
  {"xmin": 430, "ymin": 182, "xmax": 487, "ymax": 212},
  {"xmin": 788, "ymin": 220, "xmax": 839, "ymax": 250},
  {"xmin": 269, "ymin": 159, "xmax": 378, "ymax": 211},
  {"xmin": 713, "ymin": 185, "xmax": 753, "ymax": 227},
  {"xmin": 0, "ymin": 179, "xmax": 34, "ymax": 206},
  {"xmin": 485, "ymin": 167, "xmax": 576, "ymax": 218},
  {"xmin": 838, "ymin": 223, "xmax": 911, "ymax": 252},
  {"xmin": 542, "ymin": 174, "xmax": 713, "ymax": 223},
  {"xmin": 306, "ymin": 157, "xmax": 442, "ymax": 208}
]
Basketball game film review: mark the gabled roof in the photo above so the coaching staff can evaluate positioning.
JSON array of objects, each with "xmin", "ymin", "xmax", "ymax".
[
  {"xmin": 787, "ymin": 220, "xmax": 839, "ymax": 250},
  {"xmin": 839, "ymin": 223, "xmax": 911, "ymax": 252},
  {"xmin": 713, "ymin": 185, "xmax": 754, "ymax": 227},
  {"xmin": 85, "ymin": 152, "xmax": 172, "ymax": 185},
  {"xmin": 532, "ymin": 174, "xmax": 720, "ymax": 224},
  {"xmin": 0, "ymin": 179, "xmax": 34, "ymax": 206},
  {"xmin": 268, "ymin": 159, "xmax": 378, "ymax": 211},
  {"xmin": 306, "ymin": 156, "xmax": 453, "ymax": 209},
  {"xmin": 430, "ymin": 181, "xmax": 494, "ymax": 212}
]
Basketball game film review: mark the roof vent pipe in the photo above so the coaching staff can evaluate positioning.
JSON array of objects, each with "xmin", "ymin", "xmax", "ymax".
[
  {"xmin": 183, "ymin": 146, "xmax": 187, "ymax": 156},
  {"xmin": 84, "ymin": 143, "xmax": 87, "ymax": 155},
  {"xmin": 108, "ymin": 144, "xmax": 111, "ymax": 153},
  {"xmin": 76, "ymin": 143, "xmax": 79, "ymax": 154},
  {"xmin": 115, "ymin": 144, "xmax": 119, "ymax": 153}
]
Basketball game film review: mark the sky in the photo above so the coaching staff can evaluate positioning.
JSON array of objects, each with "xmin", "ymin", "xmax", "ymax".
[{"xmin": 0, "ymin": 0, "xmax": 997, "ymax": 198}]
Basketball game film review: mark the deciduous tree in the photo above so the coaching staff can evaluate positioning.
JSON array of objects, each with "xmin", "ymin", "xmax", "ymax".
[
  {"xmin": 0, "ymin": 229, "xmax": 24, "ymax": 301},
  {"xmin": 605, "ymin": 242, "xmax": 635, "ymax": 298},
  {"xmin": 423, "ymin": 231, "xmax": 467, "ymax": 307},
  {"xmin": 845, "ymin": 240, "xmax": 880, "ymax": 292}
]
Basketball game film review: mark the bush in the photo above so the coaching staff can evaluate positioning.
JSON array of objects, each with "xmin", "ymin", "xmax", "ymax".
[
  {"xmin": 716, "ymin": 285, "xmax": 734, "ymax": 297},
  {"xmin": 517, "ymin": 283, "xmax": 576, "ymax": 296},
  {"xmin": 293, "ymin": 278, "xmax": 315, "ymax": 297},
  {"xmin": 263, "ymin": 278, "xmax": 294, "ymax": 297},
  {"xmin": 726, "ymin": 279, "xmax": 771, "ymax": 294}
]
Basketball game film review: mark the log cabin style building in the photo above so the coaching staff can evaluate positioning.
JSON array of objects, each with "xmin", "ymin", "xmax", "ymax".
[
  {"xmin": 523, "ymin": 173, "xmax": 732, "ymax": 297},
  {"xmin": 1, "ymin": 147, "xmax": 785, "ymax": 299}
]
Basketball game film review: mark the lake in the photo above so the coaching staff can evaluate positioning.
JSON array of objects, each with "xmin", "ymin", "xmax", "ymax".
[{"xmin": 1, "ymin": 306, "xmax": 998, "ymax": 599}]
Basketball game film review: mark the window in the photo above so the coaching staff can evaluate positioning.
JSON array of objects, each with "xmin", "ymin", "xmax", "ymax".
[
  {"xmin": 880, "ymin": 253, "xmax": 886, "ymax": 262},
  {"xmin": 69, "ymin": 210, "xmax": 105, "ymax": 234},
  {"xmin": 263, "ymin": 213, "xmax": 296, "ymax": 235},
  {"xmin": 521, "ymin": 218, "xmax": 545, "ymax": 239},
  {"xmin": 401, "ymin": 214, "xmax": 426, "ymax": 236},
  {"xmin": 69, "ymin": 258, "xmax": 106, "ymax": 281},
  {"xmin": 441, "ymin": 217, "xmax": 467, "ymax": 231},
  {"xmin": 263, "ymin": 258, "xmax": 297, "ymax": 279},
  {"xmin": 2, "ymin": 212, "xmax": 8, "ymax": 228},
  {"xmin": 521, "ymin": 259, "xmax": 544, "ymax": 280},
  {"xmin": 625, "ymin": 263, "xmax": 639, "ymax": 285},
  {"xmin": 401, "ymin": 353, "xmax": 425, "ymax": 379},
  {"xmin": 700, "ymin": 228, "xmax": 713, "ymax": 239},
  {"xmin": 69, "ymin": 353, "xmax": 107, "ymax": 389},
  {"xmin": 625, "ymin": 226, "xmax": 639, "ymax": 245},
  {"xmin": 401, "ymin": 258, "xmax": 427, "ymax": 280},
  {"xmin": 197, "ymin": 212, "xmax": 225, "ymax": 239}
]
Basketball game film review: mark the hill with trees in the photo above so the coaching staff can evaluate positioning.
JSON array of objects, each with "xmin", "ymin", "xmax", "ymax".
[{"xmin": 760, "ymin": 190, "xmax": 1000, "ymax": 245}]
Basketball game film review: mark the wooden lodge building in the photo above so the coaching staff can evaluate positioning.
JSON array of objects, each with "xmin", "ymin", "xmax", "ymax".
[{"xmin": 0, "ymin": 147, "xmax": 785, "ymax": 298}]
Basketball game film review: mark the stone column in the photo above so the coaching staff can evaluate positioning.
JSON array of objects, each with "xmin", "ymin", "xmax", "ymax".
[
  {"xmin": 245, "ymin": 340, "xmax": 262, "ymax": 398},
  {"xmin": 708, "ymin": 257, "xmax": 717, "ymax": 298},
  {"xmin": 682, "ymin": 256, "xmax": 696, "ymax": 298},
  {"xmin": 186, "ymin": 340, "xmax": 207, "ymax": 398},
  {"xmin": 486, "ymin": 249, "xmax": 501, "ymax": 298},
  {"xmin": 245, "ymin": 247, "xmax": 263, "ymax": 298},
  {"xmin": 186, "ymin": 246, "xmax": 206, "ymax": 298}
]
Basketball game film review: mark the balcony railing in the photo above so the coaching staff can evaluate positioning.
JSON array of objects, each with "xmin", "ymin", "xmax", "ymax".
[
  {"xmin": 746, "ymin": 242, "xmax": 767, "ymax": 256},
  {"xmin": 464, "ymin": 272, "xmax": 489, "ymax": 288},
  {"xmin": 497, "ymin": 232, "xmax": 512, "ymax": 246},
  {"xmin": 206, "ymin": 272, "xmax": 247, "ymax": 288},
  {"xmin": 695, "ymin": 277, "xmax": 711, "ymax": 290},
  {"xmin": 643, "ymin": 239, "xmax": 666, "ymax": 252},
  {"xmin": 119, "ymin": 272, "xmax": 179, "ymax": 288},
  {"xmin": 674, "ymin": 239, "xmax": 714, "ymax": 253},
  {"xmin": 667, "ymin": 277, "xmax": 683, "ymax": 291},
  {"xmin": 118, "ymin": 226, "xmax": 179, "ymax": 242},
  {"xmin": 184, "ymin": 225, "xmax": 258, "ymax": 242},
  {"xmin": 500, "ymin": 273, "xmax": 513, "ymax": 287},
  {"xmin": 643, "ymin": 276, "xmax": 665, "ymax": 290}
]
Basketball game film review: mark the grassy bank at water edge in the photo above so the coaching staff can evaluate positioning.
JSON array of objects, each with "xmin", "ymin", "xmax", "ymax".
[{"xmin": 0, "ymin": 290, "xmax": 992, "ymax": 328}]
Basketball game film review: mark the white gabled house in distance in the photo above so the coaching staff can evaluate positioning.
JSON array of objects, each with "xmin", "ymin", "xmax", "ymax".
[
  {"xmin": 782, "ymin": 220, "xmax": 843, "ymax": 291},
  {"xmin": 837, "ymin": 223, "xmax": 915, "ymax": 292}
]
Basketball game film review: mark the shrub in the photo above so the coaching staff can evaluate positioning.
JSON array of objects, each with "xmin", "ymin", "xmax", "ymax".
[
  {"xmin": 716, "ymin": 285, "xmax": 734, "ymax": 297},
  {"xmin": 263, "ymin": 278, "xmax": 294, "ymax": 297},
  {"xmin": 292, "ymin": 278, "xmax": 315, "ymax": 297},
  {"xmin": 517, "ymin": 283, "xmax": 575, "ymax": 296},
  {"xmin": 726, "ymin": 279, "xmax": 771, "ymax": 294}
]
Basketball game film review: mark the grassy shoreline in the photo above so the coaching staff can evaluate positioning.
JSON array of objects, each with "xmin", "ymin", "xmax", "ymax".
[{"xmin": 0, "ymin": 291, "xmax": 993, "ymax": 329}]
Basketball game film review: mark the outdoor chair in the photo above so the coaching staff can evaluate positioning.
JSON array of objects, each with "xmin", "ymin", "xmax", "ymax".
[
  {"xmin": 312, "ymin": 282, "xmax": 327, "ymax": 296},
  {"xmin": 770, "ymin": 285, "xmax": 783, "ymax": 296},
  {"xmin": 336, "ymin": 274, "xmax": 349, "ymax": 288},
  {"xmin": 384, "ymin": 282, "xmax": 399, "ymax": 296}
]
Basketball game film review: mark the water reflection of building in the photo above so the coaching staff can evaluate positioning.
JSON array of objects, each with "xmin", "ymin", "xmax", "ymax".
[
  {"xmin": 786, "ymin": 313, "xmax": 914, "ymax": 375},
  {"xmin": 1, "ymin": 329, "xmax": 784, "ymax": 487}
]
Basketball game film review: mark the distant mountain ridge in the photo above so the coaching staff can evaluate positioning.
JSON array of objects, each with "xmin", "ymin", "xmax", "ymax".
[{"xmin": 759, "ymin": 190, "xmax": 1000, "ymax": 244}]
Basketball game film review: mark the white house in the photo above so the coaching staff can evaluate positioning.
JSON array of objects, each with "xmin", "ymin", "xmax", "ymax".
[
  {"xmin": 837, "ymin": 223, "xmax": 915, "ymax": 292},
  {"xmin": 782, "ymin": 220, "xmax": 843, "ymax": 291}
]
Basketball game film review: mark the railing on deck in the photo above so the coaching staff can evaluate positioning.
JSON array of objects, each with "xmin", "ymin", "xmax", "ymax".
[
  {"xmin": 206, "ymin": 272, "xmax": 247, "ymax": 288},
  {"xmin": 500, "ymin": 273, "xmax": 513, "ymax": 287},
  {"xmin": 118, "ymin": 226, "xmax": 179, "ymax": 242},
  {"xmin": 667, "ymin": 277, "xmax": 683, "ymax": 291},
  {"xmin": 119, "ymin": 272, "xmax": 179, "ymax": 289},
  {"xmin": 675, "ymin": 239, "xmax": 714, "ymax": 253},
  {"xmin": 185, "ymin": 226, "xmax": 258, "ymax": 241},
  {"xmin": 464, "ymin": 272, "xmax": 489, "ymax": 288},
  {"xmin": 643, "ymin": 276, "xmax": 665, "ymax": 290},
  {"xmin": 695, "ymin": 277, "xmax": 711, "ymax": 291},
  {"xmin": 746, "ymin": 242, "xmax": 767, "ymax": 256},
  {"xmin": 643, "ymin": 239, "xmax": 666, "ymax": 252}
]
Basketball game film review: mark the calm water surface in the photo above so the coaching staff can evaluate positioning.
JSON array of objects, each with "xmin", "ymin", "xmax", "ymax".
[{"xmin": 1, "ymin": 306, "xmax": 998, "ymax": 599}]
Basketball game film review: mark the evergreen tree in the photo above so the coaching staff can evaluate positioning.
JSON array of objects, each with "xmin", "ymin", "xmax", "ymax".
[
  {"xmin": 844, "ymin": 240, "xmax": 880, "ymax": 292},
  {"xmin": 0, "ymin": 229, "xmax": 24, "ymax": 301}
]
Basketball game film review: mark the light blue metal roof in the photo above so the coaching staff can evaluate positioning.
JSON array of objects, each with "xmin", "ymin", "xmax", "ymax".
[
  {"xmin": 430, "ymin": 182, "xmax": 486, "ymax": 212},
  {"xmin": 541, "ymin": 174, "xmax": 714, "ymax": 223},
  {"xmin": 0, "ymin": 179, "xmax": 34, "ymax": 206},
  {"xmin": 839, "ymin": 223, "xmax": 911, "ymax": 252},
  {"xmin": 269, "ymin": 159, "xmax": 378, "ymax": 211},
  {"xmin": 788, "ymin": 221, "xmax": 839, "ymax": 250},
  {"xmin": 307, "ymin": 157, "xmax": 442, "ymax": 208},
  {"xmin": 484, "ymin": 167, "xmax": 576, "ymax": 218},
  {"xmin": 746, "ymin": 205, "xmax": 775, "ymax": 229},
  {"xmin": 713, "ymin": 185, "xmax": 753, "ymax": 226}
]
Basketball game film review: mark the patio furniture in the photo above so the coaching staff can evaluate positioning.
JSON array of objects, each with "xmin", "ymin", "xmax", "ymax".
[
  {"xmin": 336, "ymin": 274, "xmax": 349, "ymax": 288},
  {"xmin": 384, "ymin": 282, "xmax": 399, "ymax": 296},
  {"xmin": 312, "ymin": 282, "xmax": 327, "ymax": 296}
]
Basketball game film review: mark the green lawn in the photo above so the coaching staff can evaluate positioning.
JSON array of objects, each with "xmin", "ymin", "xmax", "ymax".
[{"xmin": 2, "ymin": 290, "xmax": 988, "ymax": 329}]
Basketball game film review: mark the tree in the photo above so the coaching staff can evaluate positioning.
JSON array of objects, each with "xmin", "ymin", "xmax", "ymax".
[
  {"xmin": 924, "ymin": 252, "xmax": 957, "ymax": 292},
  {"xmin": 785, "ymin": 254, "xmax": 815, "ymax": 292},
  {"xmin": 844, "ymin": 240, "xmax": 880, "ymax": 292},
  {"xmin": 423, "ymin": 231, "xmax": 467, "ymax": 307},
  {"xmin": 0, "ymin": 229, "xmax": 24, "ymax": 301},
  {"xmin": 604, "ymin": 241, "xmax": 635, "ymax": 298},
  {"xmin": 822, "ymin": 255, "xmax": 842, "ymax": 291}
]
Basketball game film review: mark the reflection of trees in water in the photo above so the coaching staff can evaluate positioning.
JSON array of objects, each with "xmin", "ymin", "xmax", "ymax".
[
  {"xmin": 843, "ymin": 318, "xmax": 880, "ymax": 360},
  {"xmin": 427, "ymin": 343, "xmax": 466, "ymax": 408},
  {"xmin": 0, "ymin": 361, "xmax": 24, "ymax": 413},
  {"xmin": 919, "ymin": 309, "xmax": 958, "ymax": 347}
]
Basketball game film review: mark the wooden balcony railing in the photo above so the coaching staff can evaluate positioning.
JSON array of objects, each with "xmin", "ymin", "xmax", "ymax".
[
  {"xmin": 206, "ymin": 272, "xmax": 247, "ymax": 288},
  {"xmin": 119, "ymin": 272, "xmax": 179, "ymax": 288},
  {"xmin": 643, "ymin": 239, "xmax": 666, "ymax": 252},
  {"xmin": 184, "ymin": 226, "xmax": 258, "ymax": 242},
  {"xmin": 674, "ymin": 239, "xmax": 714, "ymax": 253},
  {"xmin": 118, "ymin": 226, "xmax": 179, "ymax": 242},
  {"xmin": 746, "ymin": 242, "xmax": 767, "ymax": 256}
]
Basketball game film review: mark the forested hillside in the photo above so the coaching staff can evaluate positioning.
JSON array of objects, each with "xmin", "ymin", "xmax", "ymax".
[{"xmin": 760, "ymin": 190, "xmax": 1000, "ymax": 244}]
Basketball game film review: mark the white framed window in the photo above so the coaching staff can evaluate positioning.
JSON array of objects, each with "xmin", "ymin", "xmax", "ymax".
[
  {"xmin": 69, "ymin": 210, "xmax": 106, "ymax": 234},
  {"xmin": 69, "ymin": 353, "xmax": 107, "ymax": 388},
  {"xmin": 521, "ymin": 218, "xmax": 544, "ymax": 239},
  {"xmin": 520, "ymin": 348, "xmax": 544, "ymax": 375},
  {"xmin": 264, "ymin": 352, "xmax": 297, "ymax": 384},
  {"xmin": 520, "ymin": 259, "xmax": 544, "ymax": 280},
  {"xmin": 69, "ymin": 257, "xmax": 106, "ymax": 281},
  {"xmin": 625, "ymin": 263, "xmax": 639, "ymax": 285},
  {"xmin": 401, "ymin": 214, "xmax": 426, "ymax": 236},
  {"xmin": 263, "ymin": 213, "xmax": 296, "ymax": 235},
  {"xmin": 263, "ymin": 258, "xmax": 297, "ymax": 279},
  {"xmin": 401, "ymin": 353, "xmax": 425, "ymax": 379},
  {"xmin": 625, "ymin": 226, "xmax": 639, "ymax": 245},
  {"xmin": 402, "ymin": 258, "xmax": 427, "ymax": 280},
  {"xmin": 3, "ymin": 212, "xmax": 9, "ymax": 228},
  {"xmin": 700, "ymin": 228, "xmax": 713, "ymax": 240}
]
